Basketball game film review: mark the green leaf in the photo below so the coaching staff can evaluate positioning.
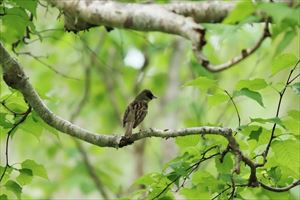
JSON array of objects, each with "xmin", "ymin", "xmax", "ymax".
[
  {"xmin": 272, "ymin": 140, "xmax": 300, "ymax": 178},
  {"xmin": 184, "ymin": 76, "xmax": 216, "ymax": 91},
  {"xmin": 0, "ymin": 194, "xmax": 8, "ymax": 200},
  {"xmin": 250, "ymin": 117, "xmax": 285, "ymax": 129},
  {"xmin": 236, "ymin": 79, "xmax": 268, "ymax": 91},
  {"xmin": 224, "ymin": 1, "xmax": 256, "ymax": 24},
  {"xmin": 21, "ymin": 159, "xmax": 48, "ymax": 179},
  {"xmin": 0, "ymin": 113, "xmax": 13, "ymax": 129},
  {"xmin": 234, "ymin": 88, "xmax": 264, "ymax": 107},
  {"xmin": 16, "ymin": 168, "xmax": 33, "ymax": 186},
  {"xmin": 288, "ymin": 110, "xmax": 300, "ymax": 121},
  {"xmin": 207, "ymin": 93, "xmax": 228, "ymax": 106},
  {"xmin": 0, "ymin": 166, "xmax": 12, "ymax": 183},
  {"xmin": 249, "ymin": 127, "xmax": 263, "ymax": 141},
  {"xmin": 258, "ymin": 3, "xmax": 299, "ymax": 26},
  {"xmin": 181, "ymin": 186, "xmax": 210, "ymax": 200},
  {"xmin": 175, "ymin": 135, "xmax": 200, "ymax": 148},
  {"xmin": 282, "ymin": 117, "xmax": 300, "ymax": 135},
  {"xmin": 4, "ymin": 180, "xmax": 22, "ymax": 200},
  {"xmin": 267, "ymin": 167, "xmax": 282, "ymax": 184},
  {"xmin": 12, "ymin": 0, "xmax": 38, "ymax": 16},
  {"xmin": 275, "ymin": 31, "xmax": 296, "ymax": 55},
  {"xmin": 271, "ymin": 53, "xmax": 297, "ymax": 75},
  {"xmin": 215, "ymin": 154, "xmax": 233, "ymax": 174},
  {"xmin": 19, "ymin": 114, "xmax": 43, "ymax": 140},
  {"xmin": 291, "ymin": 82, "xmax": 300, "ymax": 95},
  {"xmin": 1, "ymin": 7, "xmax": 29, "ymax": 43}
]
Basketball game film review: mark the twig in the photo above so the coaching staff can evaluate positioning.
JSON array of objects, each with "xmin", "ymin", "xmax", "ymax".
[
  {"xmin": 193, "ymin": 19, "xmax": 271, "ymax": 72},
  {"xmin": 257, "ymin": 59, "xmax": 300, "ymax": 167},
  {"xmin": 69, "ymin": 59, "xmax": 109, "ymax": 197},
  {"xmin": 0, "ymin": 101, "xmax": 29, "ymax": 116},
  {"xmin": 229, "ymin": 176, "xmax": 236, "ymax": 200},
  {"xmin": 152, "ymin": 146, "xmax": 220, "ymax": 199},
  {"xmin": 211, "ymin": 185, "xmax": 232, "ymax": 200},
  {"xmin": 15, "ymin": 51, "xmax": 80, "ymax": 81},
  {"xmin": 224, "ymin": 90, "xmax": 241, "ymax": 128},
  {"xmin": 0, "ymin": 106, "xmax": 31, "ymax": 183},
  {"xmin": 259, "ymin": 180, "xmax": 300, "ymax": 192}
]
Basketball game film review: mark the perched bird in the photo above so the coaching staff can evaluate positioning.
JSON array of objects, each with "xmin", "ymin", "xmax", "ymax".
[{"xmin": 123, "ymin": 89, "xmax": 157, "ymax": 137}]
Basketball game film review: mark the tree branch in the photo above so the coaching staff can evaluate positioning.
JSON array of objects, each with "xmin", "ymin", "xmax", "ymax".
[
  {"xmin": 193, "ymin": 19, "xmax": 271, "ymax": 72},
  {"xmin": 224, "ymin": 90, "xmax": 241, "ymax": 128},
  {"xmin": 0, "ymin": 42, "xmax": 232, "ymax": 149},
  {"xmin": 47, "ymin": 0, "xmax": 234, "ymax": 34},
  {"xmin": 259, "ymin": 180, "xmax": 300, "ymax": 192},
  {"xmin": 256, "ymin": 59, "xmax": 300, "ymax": 167},
  {"xmin": 0, "ymin": 106, "xmax": 31, "ymax": 183}
]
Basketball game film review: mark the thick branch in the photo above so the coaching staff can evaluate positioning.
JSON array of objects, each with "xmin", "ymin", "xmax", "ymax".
[
  {"xmin": 48, "ymin": 0, "xmax": 204, "ymax": 44},
  {"xmin": 163, "ymin": 1, "xmax": 234, "ymax": 23},
  {"xmin": 0, "ymin": 42, "xmax": 232, "ymax": 149}
]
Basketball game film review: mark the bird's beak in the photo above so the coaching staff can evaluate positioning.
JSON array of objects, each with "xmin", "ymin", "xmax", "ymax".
[{"xmin": 153, "ymin": 95, "xmax": 157, "ymax": 99}]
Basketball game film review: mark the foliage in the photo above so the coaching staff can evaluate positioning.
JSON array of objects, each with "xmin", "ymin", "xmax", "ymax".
[{"xmin": 0, "ymin": 0, "xmax": 299, "ymax": 199}]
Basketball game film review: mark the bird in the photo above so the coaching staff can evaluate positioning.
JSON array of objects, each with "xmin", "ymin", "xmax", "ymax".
[{"xmin": 123, "ymin": 89, "xmax": 157, "ymax": 137}]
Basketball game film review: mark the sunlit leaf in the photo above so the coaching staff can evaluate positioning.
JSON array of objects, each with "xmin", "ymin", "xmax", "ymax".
[
  {"xmin": 175, "ymin": 135, "xmax": 200, "ymax": 148},
  {"xmin": 224, "ymin": 1, "xmax": 256, "ymax": 24},
  {"xmin": 21, "ymin": 159, "xmax": 48, "ymax": 179},
  {"xmin": 249, "ymin": 127, "xmax": 263, "ymax": 141},
  {"xmin": 271, "ymin": 53, "xmax": 297, "ymax": 75},
  {"xmin": 215, "ymin": 154, "xmax": 233, "ymax": 174},
  {"xmin": 275, "ymin": 31, "xmax": 296, "ymax": 55},
  {"xmin": 4, "ymin": 180, "xmax": 22, "ymax": 200},
  {"xmin": 181, "ymin": 186, "xmax": 210, "ymax": 200},
  {"xmin": 288, "ymin": 110, "xmax": 300, "ymax": 121},
  {"xmin": 19, "ymin": 114, "xmax": 43, "ymax": 140},
  {"xmin": 207, "ymin": 93, "xmax": 228, "ymax": 106},
  {"xmin": 1, "ymin": 7, "xmax": 29, "ymax": 43},
  {"xmin": 12, "ymin": 0, "xmax": 38, "ymax": 16},
  {"xmin": 267, "ymin": 167, "xmax": 282, "ymax": 184},
  {"xmin": 0, "ymin": 113, "xmax": 13, "ymax": 129},
  {"xmin": 16, "ymin": 168, "xmax": 33, "ymax": 186},
  {"xmin": 291, "ymin": 82, "xmax": 300, "ymax": 96},
  {"xmin": 250, "ymin": 117, "xmax": 285, "ymax": 129},
  {"xmin": 272, "ymin": 140, "xmax": 300, "ymax": 178},
  {"xmin": 234, "ymin": 88, "xmax": 264, "ymax": 107},
  {"xmin": 184, "ymin": 76, "xmax": 216, "ymax": 91},
  {"xmin": 0, "ymin": 194, "xmax": 8, "ymax": 200},
  {"xmin": 236, "ymin": 79, "xmax": 268, "ymax": 91}
]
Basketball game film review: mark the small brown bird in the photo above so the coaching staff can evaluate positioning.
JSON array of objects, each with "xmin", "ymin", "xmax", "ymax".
[{"xmin": 123, "ymin": 89, "xmax": 157, "ymax": 137}]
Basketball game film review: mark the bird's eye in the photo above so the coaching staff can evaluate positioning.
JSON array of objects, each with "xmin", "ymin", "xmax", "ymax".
[{"xmin": 146, "ymin": 92, "xmax": 153, "ymax": 99}]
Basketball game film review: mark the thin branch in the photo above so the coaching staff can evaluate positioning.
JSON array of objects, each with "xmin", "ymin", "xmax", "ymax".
[
  {"xmin": 211, "ymin": 185, "xmax": 231, "ymax": 200},
  {"xmin": 193, "ymin": 19, "xmax": 271, "ymax": 72},
  {"xmin": 69, "ymin": 60, "xmax": 109, "ymax": 198},
  {"xmin": 0, "ymin": 106, "xmax": 31, "ymax": 183},
  {"xmin": 259, "ymin": 180, "xmax": 300, "ymax": 192},
  {"xmin": 257, "ymin": 59, "xmax": 300, "ymax": 167},
  {"xmin": 288, "ymin": 73, "xmax": 300, "ymax": 84},
  {"xmin": 224, "ymin": 90, "xmax": 241, "ymax": 128},
  {"xmin": 229, "ymin": 176, "xmax": 236, "ymax": 200},
  {"xmin": 0, "ymin": 101, "xmax": 29, "ymax": 116},
  {"xmin": 152, "ymin": 146, "xmax": 220, "ymax": 200},
  {"xmin": 15, "ymin": 51, "xmax": 80, "ymax": 81},
  {"xmin": 47, "ymin": 0, "xmax": 233, "ymax": 36}
]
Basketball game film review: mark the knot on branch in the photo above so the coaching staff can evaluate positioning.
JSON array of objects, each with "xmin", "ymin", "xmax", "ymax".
[
  {"xmin": 119, "ymin": 136, "xmax": 134, "ymax": 147},
  {"xmin": 3, "ymin": 65, "xmax": 27, "ymax": 89}
]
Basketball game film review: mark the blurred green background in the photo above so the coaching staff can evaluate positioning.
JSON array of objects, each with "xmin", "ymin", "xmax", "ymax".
[{"xmin": 0, "ymin": 0, "xmax": 299, "ymax": 199}]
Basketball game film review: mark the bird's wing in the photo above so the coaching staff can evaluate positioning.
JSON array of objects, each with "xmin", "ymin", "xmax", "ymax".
[{"xmin": 133, "ymin": 102, "xmax": 148, "ymax": 128}]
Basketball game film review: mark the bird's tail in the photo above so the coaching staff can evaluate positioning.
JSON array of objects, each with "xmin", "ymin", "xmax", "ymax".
[{"xmin": 125, "ymin": 122, "xmax": 134, "ymax": 137}]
